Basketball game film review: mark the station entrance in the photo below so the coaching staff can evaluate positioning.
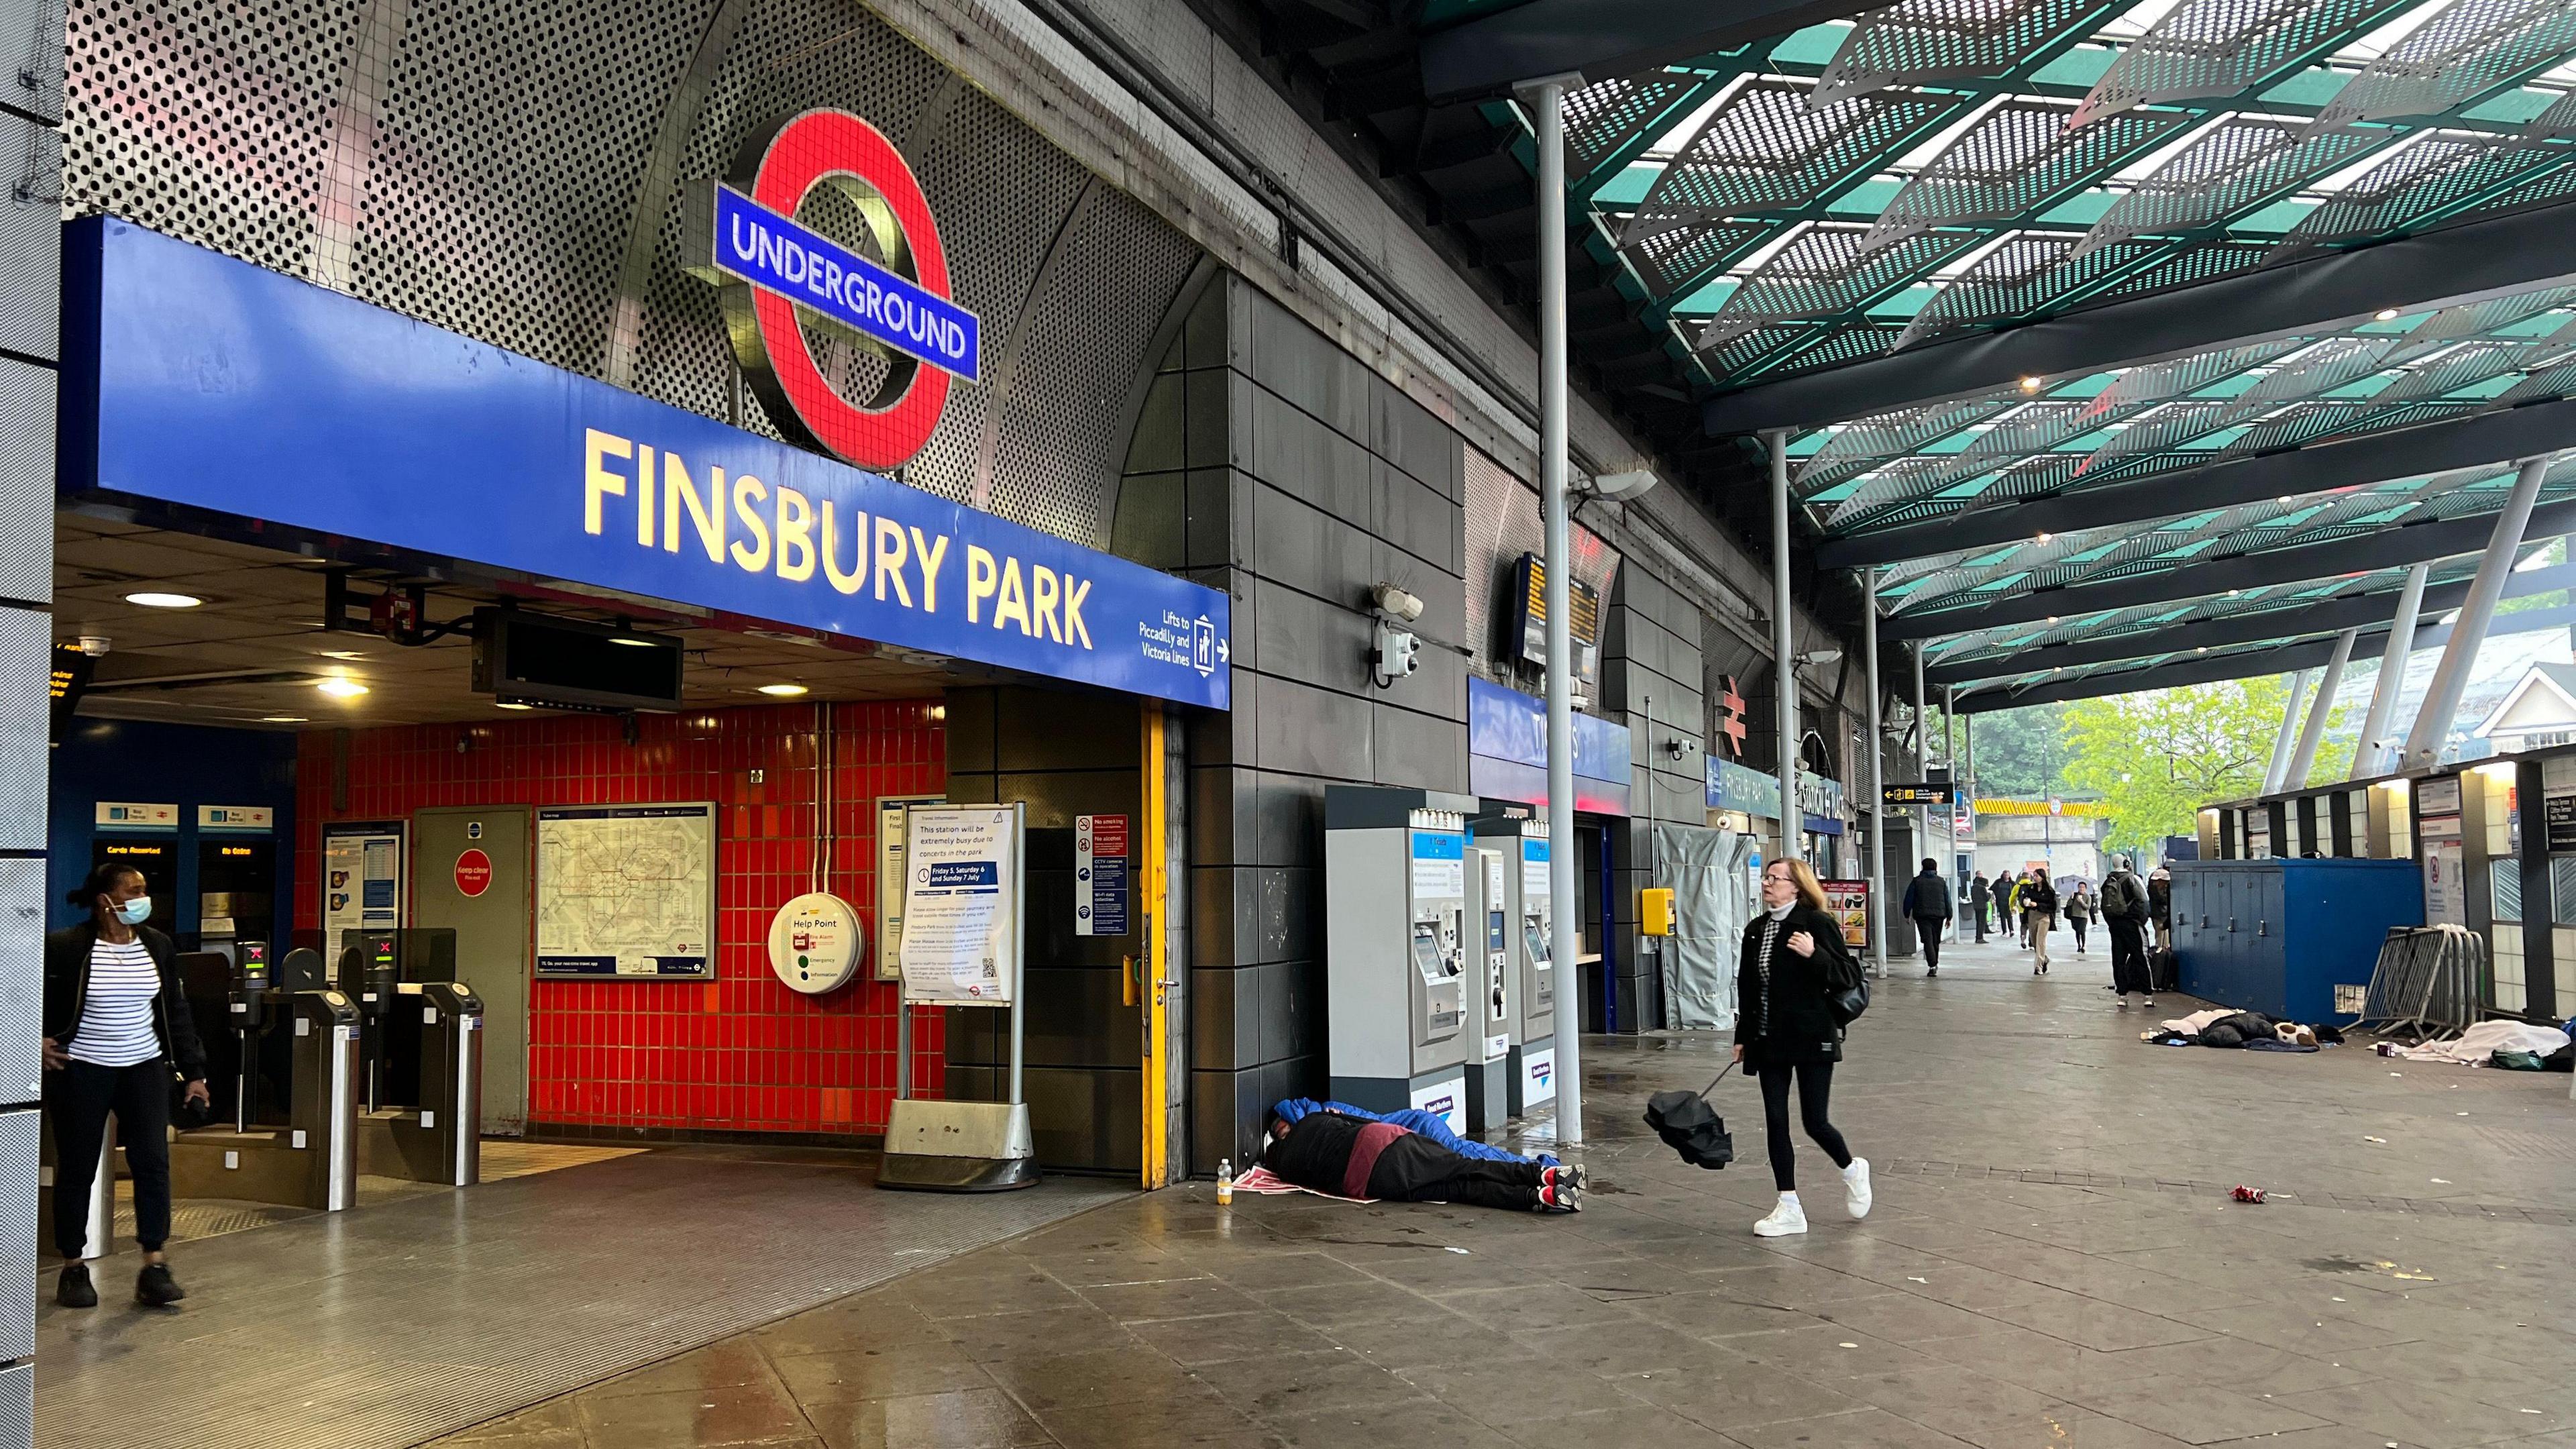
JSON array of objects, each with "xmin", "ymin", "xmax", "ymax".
[{"xmin": 47, "ymin": 504, "xmax": 981, "ymax": 1248}]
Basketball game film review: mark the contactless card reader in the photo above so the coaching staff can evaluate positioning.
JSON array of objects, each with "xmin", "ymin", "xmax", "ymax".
[{"xmin": 1325, "ymin": 788, "xmax": 1474, "ymax": 1134}]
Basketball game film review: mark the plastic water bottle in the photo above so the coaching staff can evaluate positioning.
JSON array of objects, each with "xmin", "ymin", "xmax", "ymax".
[{"xmin": 1216, "ymin": 1157, "xmax": 1234, "ymax": 1205}]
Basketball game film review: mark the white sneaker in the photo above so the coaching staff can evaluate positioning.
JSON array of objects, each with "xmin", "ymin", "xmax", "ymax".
[
  {"xmin": 1843, "ymin": 1157, "xmax": 1872, "ymax": 1220},
  {"xmin": 1754, "ymin": 1193, "xmax": 1808, "ymax": 1237}
]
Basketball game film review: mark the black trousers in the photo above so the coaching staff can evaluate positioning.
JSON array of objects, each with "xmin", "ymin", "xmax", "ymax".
[
  {"xmin": 1757, "ymin": 1061, "xmax": 1852, "ymax": 1192},
  {"xmin": 1365, "ymin": 1135, "xmax": 1547, "ymax": 1211},
  {"xmin": 49, "ymin": 1058, "xmax": 172, "ymax": 1257},
  {"xmin": 1972, "ymin": 904, "xmax": 1988, "ymax": 941},
  {"xmin": 1914, "ymin": 916, "xmax": 1943, "ymax": 971},
  {"xmin": 2070, "ymin": 918, "xmax": 2089, "ymax": 949},
  {"xmin": 2109, "ymin": 918, "xmax": 2151, "ymax": 995}
]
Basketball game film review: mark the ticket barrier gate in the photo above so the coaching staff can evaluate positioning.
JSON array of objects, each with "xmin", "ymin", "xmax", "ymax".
[
  {"xmin": 168, "ymin": 955, "xmax": 360, "ymax": 1212},
  {"xmin": 338, "ymin": 934, "xmax": 484, "ymax": 1187}
]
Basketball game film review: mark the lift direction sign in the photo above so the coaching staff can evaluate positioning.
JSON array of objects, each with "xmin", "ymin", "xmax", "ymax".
[{"xmin": 1075, "ymin": 813, "xmax": 1130, "ymax": 937}]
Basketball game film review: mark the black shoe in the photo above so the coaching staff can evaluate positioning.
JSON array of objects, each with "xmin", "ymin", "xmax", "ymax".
[
  {"xmin": 1926, "ymin": 968, "xmax": 1937, "ymax": 978},
  {"xmin": 56, "ymin": 1264, "xmax": 96, "ymax": 1309},
  {"xmin": 136, "ymin": 1263, "xmax": 184, "ymax": 1307}
]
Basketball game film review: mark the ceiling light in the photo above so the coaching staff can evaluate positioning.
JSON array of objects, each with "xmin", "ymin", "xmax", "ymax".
[
  {"xmin": 496, "ymin": 702, "xmax": 534, "ymax": 710},
  {"xmin": 2046, "ymin": 616, "xmax": 2059, "ymax": 625},
  {"xmin": 2276, "ymin": 496, "xmax": 2292, "ymax": 505},
  {"xmin": 318, "ymin": 649, "xmax": 369, "ymax": 661},
  {"xmin": 757, "ymin": 682, "xmax": 810, "ymax": 697},
  {"xmin": 124, "ymin": 592, "xmax": 201, "ymax": 609},
  {"xmin": 2374, "ymin": 308, "xmax": 2400, "ymax": 321},
  {"xmin": 610, "ymin": 637, "xmax": 655, "ymax": 648},
  {"xmin": 315, "ymin": 678, "xmax": 368, "ymax": 698},
  {"xmin": 2018, "ymin": 376, "xmax": 2043, "ymax": 392},
  {"xmin": 2035, "ymin": 531, "xmax": 2053, "ymax": 544},
  {"xmin": 2226, "ymin": 589, "xmax": 2241, "ymax": 597},
  {"xmin": 259, "ymin": 715, "xmax": 308, "ymax": 724}
]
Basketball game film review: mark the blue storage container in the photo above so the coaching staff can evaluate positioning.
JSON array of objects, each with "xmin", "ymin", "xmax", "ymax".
[{"xmin": 2167, "ymin": 858, "xmax": 2424, "ymax": 1021}]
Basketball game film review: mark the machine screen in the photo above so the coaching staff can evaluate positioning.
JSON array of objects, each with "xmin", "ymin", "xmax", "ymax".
[
  {"xmin": 1411, "ymin": 924, "xmax": 1446, "ymax": 977},
  {"xmin": 1523, "ymin": 919, "xmax": 1550, "ymax": 967}
]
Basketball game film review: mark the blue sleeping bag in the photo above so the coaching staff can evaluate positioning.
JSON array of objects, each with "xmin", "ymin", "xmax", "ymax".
[{"xmin": 1269, "ymin": 1098, "xmax": 1558, "ymax": 1168}]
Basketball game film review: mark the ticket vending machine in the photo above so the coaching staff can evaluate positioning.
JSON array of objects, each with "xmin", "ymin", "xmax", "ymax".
[
  {"xmin": 1476, "ymin": 816, "xmax": 1556, "ymax": 1115},
  {"xmin": 1462, "ymin": 848, "xmax": 1511, "ymax": 1132},
  {"xmin": 1324, "ymin": 788, "xmax": 1471, "ymax": 1130}
]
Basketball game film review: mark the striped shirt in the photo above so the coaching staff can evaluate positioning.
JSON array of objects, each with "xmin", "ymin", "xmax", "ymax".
[
  {"xmin": 1752, "ymin": 912, "xmax": 1784, "ymax": 1038},
  {"xmin": 67, "ymin": 938, "xmax": 163, "ymax": 1068}
]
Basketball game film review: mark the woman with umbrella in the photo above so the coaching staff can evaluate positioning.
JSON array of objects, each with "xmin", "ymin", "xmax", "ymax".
[{"xmin": 1733, "ymin": 857, "xmax": 1869, "ymax": 1237}]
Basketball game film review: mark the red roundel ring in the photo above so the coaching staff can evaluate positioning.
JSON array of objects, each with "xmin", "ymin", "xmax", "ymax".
[{"xmin": 738, "ymin": 110, "xmax": 953, "ymax": 471}]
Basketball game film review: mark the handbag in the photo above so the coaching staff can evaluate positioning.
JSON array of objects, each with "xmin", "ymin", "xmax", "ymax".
[{"xmin": 1821, "ymin": 933, "xmax": 1870, "ymax": 1026}]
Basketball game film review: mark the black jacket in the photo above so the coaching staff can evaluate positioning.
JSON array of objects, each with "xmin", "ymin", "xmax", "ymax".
[
  {"xmin": 1901, "ymin": 870, "xmax": 1951, "ymax": 919},
  {"xmin": 2022, "ymin": 878, "xmax": 2059, "ymax": 914},
  {"xmin": 44, "ymin": 922, "xmax": 208, "ymax": 1081},
  {"xmin": 1263, "ymin": 1110, "xmax": 1366, "ymax": 1191},
  {"xmin": 1734, "ymin": 903, "xmax": 1854, "ymax": 1066}
]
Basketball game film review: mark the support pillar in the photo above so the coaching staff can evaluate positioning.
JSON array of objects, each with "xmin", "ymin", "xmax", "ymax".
[
  {"xmin": 1768, "ymin": 428, "xmax": 1799, "ymax": 865},
  {"xmin": 2351, "ymin": 562, "xmax": 2428, "ymax": 780},
  {"xmin": 1912, "ymin": 643, "xmax": 1930, "ymax": 935},
  {"xmin": 2403, "ymin": 456, "xmax": 2551, "ymax": 770},
  {"xmin": 1863, "ymin": 566, "xmax": 1886, "ymax": 979},
  {"xmin": 2262, "ymin": 669, "xmax": 2312, "ymax": 796},
  {"xmin": 2284, "ymin": 628, "xmax": 2356, "ymax": 788},
  {"xmin": 1524, "ymin": 73, "xmax": 1583, "ymax": 1146}
]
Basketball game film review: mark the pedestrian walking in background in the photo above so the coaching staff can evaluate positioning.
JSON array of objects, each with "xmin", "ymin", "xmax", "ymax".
[
  {"xmin": 1734, "ymin": 857, "xmax": 1869, "ymax": 1238},
  {"xmin": 2102, "ymin": 855, "xmax": 2154, "ymax": 1009},
  {"xmin": 2147, "ymin": 866, "xmax": 2173, "ymax": 950},
  {"xmin": 2022, "ymin": 867, "xmax": 2058, "ymax": 975},
  {"xmin": 1901, "ymin": 858, "xmax": 1952, "ymax": 978},
  {"xmin": 2065, "ymin": 881, "xmax": 2094, "ymax": 953},
  {"xmin": 1968, "ymin": 872, "xmax": 1991, "ymax": 943}
]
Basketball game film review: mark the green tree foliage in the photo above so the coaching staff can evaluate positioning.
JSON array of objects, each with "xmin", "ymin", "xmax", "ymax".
[
  {"xmin": 1960, "ymin": 702, "xmax": 2068, "ymax": 798},
  {"xmin": 2059, "ymin": 676, "xmax": 2339, "ymax": 853}
]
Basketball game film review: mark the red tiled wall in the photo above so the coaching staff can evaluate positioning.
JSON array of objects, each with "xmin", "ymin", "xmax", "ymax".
[{"xmin": 292, "ymin": 702, "xmax": 946, "ymax": 1136}]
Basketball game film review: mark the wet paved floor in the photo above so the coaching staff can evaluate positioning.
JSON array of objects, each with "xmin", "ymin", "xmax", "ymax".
[{"xmin": 442, "ymin": 932, "xmax": 2576, "ymax": 1449}]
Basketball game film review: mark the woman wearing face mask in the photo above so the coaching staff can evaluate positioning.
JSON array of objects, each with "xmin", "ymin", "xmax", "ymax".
[
  {"xmin": 42, "ymin": 863, "xmax": 209, "ymax": 1308},
  {"xmin": 1731, "ymin": 857, "xmax": 1868, "ymax": 1238}
]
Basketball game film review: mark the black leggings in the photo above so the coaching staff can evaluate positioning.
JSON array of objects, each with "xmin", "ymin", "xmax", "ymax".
[
  {"xmin": 1365, "ymin": 1135, "xmax": 1548, "ymax": 1211},
  {"xmin": 1758, "ymin": 1061, "xmax": 1851, "ymax": 1192},
  {"xmin": 2072, "ymin": 918, "xmax": 2089, "ymax": 948},
  {"xmin": 49, "ymin": 1057, "xmax": 172, "ymax": 1257}
]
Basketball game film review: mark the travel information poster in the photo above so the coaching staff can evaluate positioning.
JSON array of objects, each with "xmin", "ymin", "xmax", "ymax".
[{"xmin": 898, "ymin": 804, "xmax": 1022, "ymax": 1006}]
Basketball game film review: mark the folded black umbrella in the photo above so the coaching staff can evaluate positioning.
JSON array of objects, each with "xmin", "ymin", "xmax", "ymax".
[{"xmin": 1644, "ymin": 1063, "xmax": 1735, "ymax": 1169}]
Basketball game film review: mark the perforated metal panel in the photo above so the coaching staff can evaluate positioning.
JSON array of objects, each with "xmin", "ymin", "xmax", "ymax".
[
  {"xmin": 2071, "ymin": 0, "xmax": 2409, "ymax": 127},
  {"xmin": 62, "ymin": 0, "xmax": 363, "ymax": 277},
  {"xmin": 1892, "ymin": 232, "xmax": 2153, "ymax": 347},
  {"xmin": 2076, "ymin": 119, "xmax": 2378, "ymax": 256},
  {"xmin": 1619, "ymin": 214, "xmax": 1766, "ymax": 301},
  {"xmin": 0, "ymin": 858, "xmax": 36, "ymax": 1110},
  {"xmin": 1563, "ymin": 70, "xmax": 1704, "ymax": 179},
  {"xmin": 0, "ymin": 110, "xmax": 56, "ymax": 363},
  {"xmin": 1795, "ymin": 393, "xmax": 2013, "ymax": 492},
  {"xmin": 0, "ymin": 1111, "xmax": 27, "ymax": 1359},
  {"xmin": 2284, "ymin": 137, "xmax": 2569, "ymax": 250},
  {"xmin": 1864, "ymin": 99, "xmax": 2181, "ymax": 250},
  {"xmin": 1631, "ymin": 79, "xmax": 1953, "ymax": 224},
  {"xmin": 0, "ymin": 359, "xmax": 50, "ymax": 608},
  {"xmin": 1814, "ymin": 0, "xmax": 2124, "ymax": 109},
  {"xmin": 981, "ymin": 184, "xmax": 1195, "ymax": 542},
  {"xmin": 0, "ymin": 609, "xmax": 38, "ymax": 852},
  {"xmin": 2315, "ymin": 0, "xmax": 2576, "ymax": 131},
  {"xmin": 1695, "ymin": 223, "xmax": 1976, "ymax": 347}
]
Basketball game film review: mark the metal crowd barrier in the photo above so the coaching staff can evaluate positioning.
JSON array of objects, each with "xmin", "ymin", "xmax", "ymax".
[{"xmin": 2354, "ymin": 924, "xmax": 2486, "ymax": 1042}]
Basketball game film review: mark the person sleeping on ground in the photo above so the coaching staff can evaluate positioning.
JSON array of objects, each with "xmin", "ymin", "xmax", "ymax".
[{"xmin": 1259, "ymin": 1108, "xmax": 1585, "ymax": 1212}]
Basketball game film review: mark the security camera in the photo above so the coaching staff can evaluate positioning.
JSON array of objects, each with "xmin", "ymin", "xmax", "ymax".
[
  {"xmin": 1795, "ymin": 649, "xmax": 1842, "ymax": 668},
  {"xmin": 1664, "ymin": 736, "xmax": 1699, "ymax": 761},
  {"xmin": 1576, "ymin": 469, "xmax": 1659, "ymax": 501},
  {"xmin": 1371, "ymin": 621, "xmax": 1420, "ymax": 687},
  {"xmin": 1370, "ymin": 582, "xmax": 1425, "ymax": 624},
  {"xmin": 76, "ymin": 635, "xmax": 110, "ymax": 657}
]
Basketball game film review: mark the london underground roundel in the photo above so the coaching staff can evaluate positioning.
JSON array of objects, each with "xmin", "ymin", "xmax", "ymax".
[{"xmin": 682, "ymin": 110, "xmax": 980, "ymax": 471}]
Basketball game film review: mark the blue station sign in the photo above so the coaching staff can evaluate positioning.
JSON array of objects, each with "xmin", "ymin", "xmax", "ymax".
[
  {"xmin": 61, "ymin": 219, "xmax": 1231, "ymax": 710},
  {"xmin": 690, "ymin": 183, "xmax": 981, "ymax": 384}
]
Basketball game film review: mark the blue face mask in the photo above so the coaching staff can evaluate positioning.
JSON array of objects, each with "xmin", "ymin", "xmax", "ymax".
[{"xmin": 114, "ymin": 896, "xmax": 152, "ymax": 926}]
